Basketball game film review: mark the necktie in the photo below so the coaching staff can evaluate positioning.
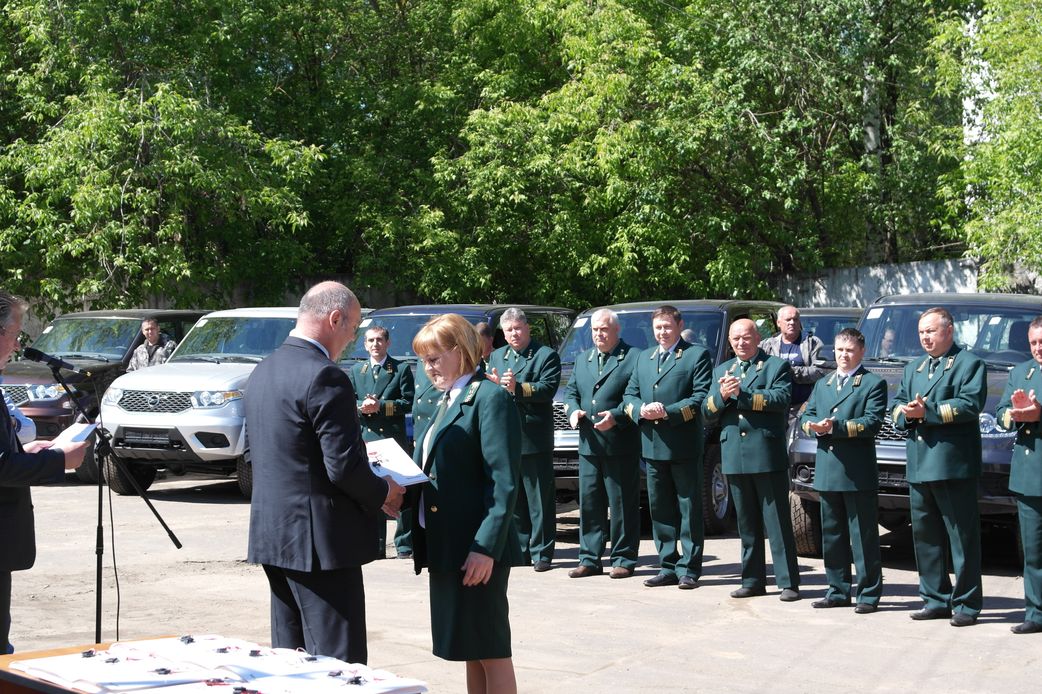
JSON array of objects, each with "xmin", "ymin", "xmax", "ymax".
[
  {"xmin": 658, "ymin": 351, "xmax": 669, "ymax": 368},
  {"xmin": 373, "ymin": 363, "xmax": 380, "ymax": 382},
  {"xmin": 598, "ymin": 352, "xmax": 608, "ymax": 373},
  {"xmin": 422, "ymin": 395, "xmax": 450, "ymax": 465},
  {"xmin": 837, "ymin": 374, "xmax": 848, "ymax": 391},
  {"xmin": 739, "ymin": 360, "xmax": 750, "ymax": 378},
  {"xmin": 928, "ymin": 357, "xmax": 939, "ymax": 379}
]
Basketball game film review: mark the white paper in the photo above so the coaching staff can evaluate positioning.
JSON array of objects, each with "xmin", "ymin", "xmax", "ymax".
[
  {"xmin": 366, "ymin": 437, "xmax": 429, "ymax": 486},
  {"xmin": 50, "ymin": 422, "xmax": 97, "ymax": 447}
]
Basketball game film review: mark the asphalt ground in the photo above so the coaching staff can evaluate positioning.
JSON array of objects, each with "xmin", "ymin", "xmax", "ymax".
[{"xmin": 10, "ymin": 473, "xmax": 1039, "ymax": 692}]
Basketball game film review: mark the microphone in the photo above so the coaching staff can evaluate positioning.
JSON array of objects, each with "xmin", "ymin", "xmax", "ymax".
[{"xmin": 21, "ymin": 348, "xmax": 92, "ymax": 376}]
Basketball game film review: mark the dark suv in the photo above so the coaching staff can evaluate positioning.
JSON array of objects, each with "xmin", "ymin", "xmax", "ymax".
[
  {"xmin": 788, "ymin": 292, "xmax": 1038, "ymax": 555},
  {"xmin": 553, "ymin": 300, "xmax": 784, "ymax": 535},
  {"xmin": 1, "ymin": 309, "xmax": 206, "ymax": 482}
]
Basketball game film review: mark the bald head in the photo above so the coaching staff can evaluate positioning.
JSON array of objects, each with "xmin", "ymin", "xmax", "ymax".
[
  {"xmin": 295, "ymin": 281, "xmax": 361, "ymax": 360},
  {"xmin": 728, "ymin": 319, "xmax": 761, "ymax": 361}
]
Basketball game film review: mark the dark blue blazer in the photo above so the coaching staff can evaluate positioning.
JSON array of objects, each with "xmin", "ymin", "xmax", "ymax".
[{"xmin": 246, "ymin": 336, "xmax": 389, "ymax": 571}]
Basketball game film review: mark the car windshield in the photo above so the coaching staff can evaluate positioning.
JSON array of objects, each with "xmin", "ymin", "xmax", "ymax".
[
  {"xmin": 861, "ymin": 303, "xmax": 1041, "ymax": 367},
  {"xmin": 30, "ymin": 317, "xmax": 142, "ymax": 360},
  {"xmin": 801, "ymin": 314, "xmax": 860, "ymax": 345},
  {"xmin": 170, "ymin": 316, "xmax": 295, "ymax": 362},
  {"xmin": 559, "ymin": 311, "xmax": 725, "ymax": 365},
  {"xmin": 342, "ymin": 313, "xmax": 476, "ymax": 363}
]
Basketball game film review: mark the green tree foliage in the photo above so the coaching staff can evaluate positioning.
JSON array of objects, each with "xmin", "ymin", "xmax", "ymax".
[{"xmin": 935, "ymin": 0, "xmax": 1042, "ymax": 289}]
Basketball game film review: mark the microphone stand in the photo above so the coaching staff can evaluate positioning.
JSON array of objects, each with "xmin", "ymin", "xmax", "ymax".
[{"xmin": 48, "ymin": 364, "xmax": 182, "ymax": 644}]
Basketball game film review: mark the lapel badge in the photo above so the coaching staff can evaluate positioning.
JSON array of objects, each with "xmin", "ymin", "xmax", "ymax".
[
  {"xmin": 826, "ymin": 373, "xmax": 836, "ymax": 387},
  {"xmin": 463, "ymin": 381, "xmax": 480, "ymax": 404},
  {"xmin": 755, "ymin": 360, "xmax": 764, "ymax": 371},
  {"xmin": 675, "ymin": 348, "xmax": 683, "ymax": 359},
  {"xmin": 945, "ymin": 356, "xmax": 955, "ymax": 371},
  {"xmin": 853, "ymin": 374, "xmax": 863, "ymax": 387},
  {"xmin": 916, "ymin": 359, "xmax": 926, "ymax": 373},
  {"xmin": 361, "ymin": 363, "xmax": 369, "ymax": 374},
  {"xmin": 1028, "ymin": 367, "xmax": 1036, "ymax": 380}
]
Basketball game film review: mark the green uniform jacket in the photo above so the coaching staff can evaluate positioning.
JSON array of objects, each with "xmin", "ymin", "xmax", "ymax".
[
  {"xmin": 622, "ymin": 339, "xmax": 713, "ymax": 462},
  {"xmin": 800, "ymin": 367, "xmax": 887, "ymax": 491},
  {"xmin": 702, "ymin": 350, "xmax": 792, "ymax": 474},
  {"xmin": 347, "ymin": 356, "xmax": 415, "ymax": 447},
  {"xmin": 562, "ymin": 341, "xmax": 639, "ymax": 458},
  {"xmin": 412, "ymin": 375, "xmax": 524, "ymax": 572},
  {"xmin": 411, "ymin": 365, "xmax": 441, "ymax": 446},
  {"xmin": 996, "ymin": 359, "xmax": 1042, "ymax": 497},
  {"xmin": 892, "ymin": 345, "xmax": 986, "ymax": 482},
  {"xmin": 488, "ymin": 340, "xmax": 561, "ymax": 455}
]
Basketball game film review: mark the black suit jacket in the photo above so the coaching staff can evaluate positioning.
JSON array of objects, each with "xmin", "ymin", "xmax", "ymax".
[
  {"xmin": 246, "ymin": 336, "xmax": 389, "ymax": 571},
  {"xmin": 0, "ymin": 398, "xmax": 65, "ymax": 572}
]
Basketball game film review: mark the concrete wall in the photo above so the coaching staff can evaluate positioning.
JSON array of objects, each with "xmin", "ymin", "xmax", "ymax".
[{"xmin": 777, "ymin": 258, "xmax": 980, "ymax": 308}]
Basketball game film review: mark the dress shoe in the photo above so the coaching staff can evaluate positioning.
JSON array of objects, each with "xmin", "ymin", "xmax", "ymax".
[
  {"xmin": 677, "ymin": 576, "xmax": 698, "ymax": 590},
  {"xmin": 778, "ymin": 588, "xmax": 801, "ymax": 602},
  {"xmin": 854, "ymin": 603, "xmax": 878, "ymax": 614},
  {"xmin": 533, "ymin": 560, "xmax": 552, "ymax": 573},
  {"xmin": 1011, "ymin": 620, "xmax": 1042, "ymax": 635},
  {"xmin": 396, "ymin": 551, "xmax": 412, "ymax": 560},
  {"xmin": 730, "ymin": 586, "xmax": 767, "ymax": 599},
  {"xmin": 950, "ymin": 612, "xmax": 977, "ymax": 627},
  {"xmin": 568, "ymin": 565, "xmax": 602, "ymax": 578},
  {"xmin": 609, "ymin": 566, "xmax": 633, "ymax": 579},
  {"xmin": 811, "ymin": 598, "xmax": 851, "ymax": 609},
  {"xmin": 643, "ymin": 573, "xmax": 679, "ymax": 588},
  {"xmin": 909, "ymin": 607, "xmax": 951, "ymax": 621}
]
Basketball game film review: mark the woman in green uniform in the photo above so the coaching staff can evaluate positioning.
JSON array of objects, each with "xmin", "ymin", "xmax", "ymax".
[{"xmin": 411, "ymin": 314, "xmax": 523, "ymax": 693}]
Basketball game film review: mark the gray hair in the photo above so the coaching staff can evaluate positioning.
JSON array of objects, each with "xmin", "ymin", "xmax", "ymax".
[
  {"xmin": 920, "ymin": 307, "xmax": 953, "ymax": 328},
  {"xmin": 0, "ymin": 291, "xmax": 27, "ymax": 333},
  {"xmin": 591, "ymin": 308, "xmax": 619, "ymax": 327},
  {"xmin": 299, "ymin": 281, "xmax": 357, "ymax": 318},
  {"xmin": 501, "ymin": 307, "xmax": 528, "ymax": 325}
]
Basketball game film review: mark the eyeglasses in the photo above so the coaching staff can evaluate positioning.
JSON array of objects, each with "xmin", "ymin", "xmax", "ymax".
[{"xmin": 421, "ymin": 345, "xmax": 457, "ymax": 368}]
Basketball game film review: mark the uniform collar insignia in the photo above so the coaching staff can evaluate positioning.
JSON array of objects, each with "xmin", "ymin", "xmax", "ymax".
[
  {"xmin": 361, "ymin": 363, "xmax": 369, "ymax": 374},
  {"xmin": 755, "ymin": 360, "xmax": 764, "ymax": 371},
  {"xmin": 675, "ymin": 348, "xmax": 683, "ymax": 359},
  {"xmin": 853, "ymin": 373, "xmax": 863, "ymax": 386},
  {"xmin": 463, "ymin": 381, "xmax": 481, "ymax": 403},
  {"xmin": 945, "ymin": 356, "xmax": 955, "ymax": 371},
  {"xmin": 1028, "ymin": 367, "xmax": 1036, "ymax": 379}
]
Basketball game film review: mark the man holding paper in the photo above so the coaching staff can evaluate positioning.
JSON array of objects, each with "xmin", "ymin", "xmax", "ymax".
[
  {"xmin": 1, "ymin": 291, "xmax": 88, "ymax": 655},
  {"xmin": 245, "ymin": 281, "xmax": 403, "ymax": 664}
]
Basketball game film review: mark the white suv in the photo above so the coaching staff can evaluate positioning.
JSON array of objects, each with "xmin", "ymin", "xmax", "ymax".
[{"xmin": 99, "ymin": 307, "xmax": 298, "ymax": 497}]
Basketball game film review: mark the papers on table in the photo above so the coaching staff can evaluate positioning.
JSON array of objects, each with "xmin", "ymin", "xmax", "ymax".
[
  {"xmin": 366, "ymin": 437, "xmax": 429, "ymax": 486},
  {"xmin": 11, "ymin": 634, "xmax": 428, "ymax": 693},
  {"xmin": 49, "ymin": 422, "xmax": 97, "ymax": 447}
]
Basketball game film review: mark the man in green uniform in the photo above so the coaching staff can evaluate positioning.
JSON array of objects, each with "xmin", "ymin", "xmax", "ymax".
[
  {"xmin": 347, "ymin": 325, "xmax": 415, "ymax": 559},
  {"xmin": 623, "ymin": 305, "xmax": 714, "ymax": 589},
  {"xmin": 563, "ymin": 308, "xmax": 640, "ymax": 579},
  {"xmin": 800, "ymin": 328, "xmax": 887, "ymax": 613},
  {"xmin": 703, "ymin": 319, "xmax": 800, "ymax": 601},
  {"xmin": 995, "ymin": 316, "xmax": 1042, "ymax": 635},
  {"xmin": 893, "ymin": 307, "xmax": 986, "ymax": 627},
  {"xmin": 488, "ymin": 308, "xmax": 562, "ymax": 572}
]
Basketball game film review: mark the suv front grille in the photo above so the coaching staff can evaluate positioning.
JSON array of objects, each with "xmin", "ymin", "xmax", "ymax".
[
  {"xmin": 875, "ymin": 418, "xmax": 908, "ymax": 443},
  {"xmin": 118, "ymin": 390, "xmax": 193, "ymax": 413},
  {"xmin": 553, "ymin": 402, "xmax": 569, "ymax": 431},
  {"xmin": 0, "ymin": 385, "xmax": 29, "ymax": 406}
]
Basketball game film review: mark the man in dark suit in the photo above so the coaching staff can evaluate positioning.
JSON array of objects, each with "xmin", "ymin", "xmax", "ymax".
[
  {"xmin": 623, "ymin": 305, "xmax": 714, "ymax": 589},
  {"xmin": 996, "ymin": 315, "xmax": 1042, "ymax": 635},
  {"xmin": 703, "ymin": 318, "xmax": 800, "ymax": 601},
  {"xmin": 892, "ymin": 307, "xmax": 986, "ymax": 627},
  {"xmin": 563, "ymin": 309, "xmax": 640, "ymax": 579},
  {"xmin": 488, "ymin": 308, "xmax": 562, "ymax": 572},
  {"xmin": 246, "ymin": 281, "xmax": 404, "ymax": 663},
  {"xmin": 800, "ymin": 328, "xmax": 887, "ymax": 613},
  {"xmin": 348, "ymin": 325, "xmax": 415, "ymax": 559},
  {"xmin": 0, "ymin": 291, "xmax": 88, "ymax": 655}
]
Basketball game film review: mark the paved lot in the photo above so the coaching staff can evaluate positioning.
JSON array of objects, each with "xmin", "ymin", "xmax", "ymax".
[{"xmin": 10, "ymin": 474, "xmax": 1040, "ymax": 692}]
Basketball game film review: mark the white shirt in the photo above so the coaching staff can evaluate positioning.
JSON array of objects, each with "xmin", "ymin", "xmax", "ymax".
[
  {"xmin": 289, "ymin": 329, "xmax": 330, "ymax": 360},
  {"xmin": 419, "ymin": 370, "xmax": 478, "ymax": 529},
  {"xmin": 658, "ymin": 339, "xmax": 681, "ymax": 357}
]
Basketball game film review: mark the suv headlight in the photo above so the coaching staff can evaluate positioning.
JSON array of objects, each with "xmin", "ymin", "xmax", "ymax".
[
  {"xmin": 980, "ymin": 412, "xmax": 1014, "ymax": 439},
  {"xmin": 102, "ymin": 387, "xmax": 123, "ymax": 406},
  {"xmin": 192, "ymin": 390, "xmax": 243, "ymax": 408},
  {"xmin": 27, "ymin": 384, "xmax": 64, "ymax": 401}
]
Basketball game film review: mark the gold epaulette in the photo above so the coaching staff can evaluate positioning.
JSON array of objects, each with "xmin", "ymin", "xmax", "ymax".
[
  {"xmin": 384, "ymin": 402, "xmax": 394, "ymax": 417},
  {"xmin": 940, "ymin": 402, "xmax": 957, "ymax": 424},
  {"xmin": 846, "ymin": 420, "xmax": 864, "ymax": 437},
  {"xmin": 521, "ymin": 382, "xmax": 533, "ymax": 397},
  {"xmin": 1002, "ymin": 409, "xmax": 1013, "ymax": 430},
  {"xmin": 706, "ymin": 395, "xmax": 718, "ymax": 414},
  {"xmin": 752, "ymin": 393, "xmax": 765, "ymax": 412},
  {"xmin": 681, "ymin": 405, "xmax": 694, "ymax": 422}
]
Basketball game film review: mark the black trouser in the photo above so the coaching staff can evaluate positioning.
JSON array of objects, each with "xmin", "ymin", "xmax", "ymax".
[
  {"xmin": 263, "ymin": 564, "xmax": 368, "ymax": 664},
  {"xmin": 1, "ymin": 570, "xmax": 11, "ymax": 654}
]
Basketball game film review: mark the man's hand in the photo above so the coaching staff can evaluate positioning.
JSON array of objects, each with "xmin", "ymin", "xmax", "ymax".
[
  {"xmin": 486, "ymin": 367, "xmax": 501, "ymax": 384},
  {"xmin": 806, "ymin": 418, "xmax": 834, "ymax": 435},
  {"xmin": 381, "ymin": 478, "xmax": 405, "ymax": 518},
  {"xmin": 901, "ymin": 394, "xmax": 927, "ymax": 420},
  {"xmin": 640, "ymin": 402, "xmax": 667, "ymax": 420},
  {"xmin": 1010, "ymin": 388, "xmax": 1042, "ymax": 423},
  {"xmin": 461, "ymin": 551, "xmax": 494, "ymax": 586},
  {"xmin": 359, "ymin": 395, "xmax": 379, "ymax": 415},
  {"xmin": 719, "ymin": 375, "xmax": 741, "ymax": 400},
  {"xmin": 569, "ymin": 409, "xmax": 586, "ymax": 429},
  {"xmin": 592, "ymin": 410, "xmax": 616, "ymax": 431},
  {"xmin": 51, "ymin": 439, "xmax": 89, "ymax": 470},
  {"xmin": 499, "ymin": 368, "xmax": 517, "ymax": 395}
]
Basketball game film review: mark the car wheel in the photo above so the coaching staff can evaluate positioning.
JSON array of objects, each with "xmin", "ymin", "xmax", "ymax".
[
  {"xmin": 702, "ymin": 445, "xmax": 733, "ymax": 535},
  {"xmin": 236, "ymin": 456, "xmax": 252, "ymax": 499},
  {"xmin": 103, "ymin": 456, "xmax": 157, "ymax": 496},
  {"xmin": 791, "ymin": 493, "xmax": 822, "ymax": 557},
  {"xmin": 73, "ymin": 432, "xmax": 100, "ymax": 484}
]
